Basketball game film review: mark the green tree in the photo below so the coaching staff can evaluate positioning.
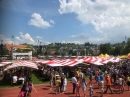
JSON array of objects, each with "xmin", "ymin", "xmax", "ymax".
[
  {"xmin": 124, "ymin": 38, "xmax": 130, "ymax": 54},
  {"xmin": 100, "ymin": 43, "xmax": 111, "ymax": 54},
  {"xmin": 68, "ymin": 49, "xmax": 73, "ymax": 56},
  {"xmin": 72, "ymin": 50, "xmax": 77, "ymax": 56},
  {"xmin": 113, "ymin": 45, "xmax": 123, "ymax": 56}
]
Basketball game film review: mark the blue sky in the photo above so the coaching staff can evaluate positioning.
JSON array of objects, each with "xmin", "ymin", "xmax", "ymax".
[{"xmin": 0, "ymin": 0, "xmax": 130, "ymax": 45}]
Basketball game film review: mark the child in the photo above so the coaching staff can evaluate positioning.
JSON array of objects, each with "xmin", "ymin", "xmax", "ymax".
[
  {"xmin": 89, "ymin": 85, "xmax": 93, "ymax": 97},
  {"xmin": 100, "ymin": 81, "xmax": 104, "ymax": 97},
  {"xmin": 118, "ymin": 75, "xmax": 123, "ymax": 94},
  {"xmin": 55, "ymin": 77, "xmax": 61, "ymax": 94},
  {"xmin": 18, "ymin": 84, "xmax": 27, "ymax": 97}
]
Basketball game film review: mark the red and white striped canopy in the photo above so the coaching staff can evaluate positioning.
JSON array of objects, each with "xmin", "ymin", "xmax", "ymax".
[
  {"xmin": 0, "ymin": 62, "xmax": 13, "ymax": 67},
  {"xmin": 4, "ymin": 61, "xmax": 38, "ymax": 71},
  {"xmin": 36, "ymin": 56, "xmax": 121, "ymax": 66},
  {"xmin": 36, "ymin": 58, "xmax": 83, "ymax": 67},
  {"xmin": 83, "ymin": 56, "xmax": 121, "ymax": 65}
]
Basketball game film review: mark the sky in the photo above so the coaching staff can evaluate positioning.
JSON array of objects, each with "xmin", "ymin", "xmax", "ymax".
[{"xmin": 0, "ymin": 0, "xmax": 130, "ymax": 45}]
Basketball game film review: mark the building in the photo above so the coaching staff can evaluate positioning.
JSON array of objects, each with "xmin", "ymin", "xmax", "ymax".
[{"xmin": 5, "ymin": 44, "xmax": 33, "ymax": 60}]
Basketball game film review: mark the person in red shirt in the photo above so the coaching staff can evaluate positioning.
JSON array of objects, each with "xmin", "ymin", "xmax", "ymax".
[{"xmin": 104, "ymin": 75, "xmax": 113, "ymax": 94}]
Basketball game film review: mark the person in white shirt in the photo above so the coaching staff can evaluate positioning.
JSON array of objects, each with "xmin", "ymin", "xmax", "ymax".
[
  {"xmin": 72, "ymin": 74, "xmax": 77, "ymax": 94},
  {"xmin": 118, "ymin": 75, "xmax": 123, "ymax": 94},
  {"xmin": 12, "ymin": 74, "xmax": 18, "ymax": 85},
  {"xmin": 0, "ymin": 68, "xmax": 3, "ymax": 77},
  {"xmin": 62, "ymin": 75, "xmax": 67, "ymax": 93}
]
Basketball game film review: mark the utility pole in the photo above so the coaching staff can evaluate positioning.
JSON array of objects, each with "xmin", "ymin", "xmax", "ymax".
[
  {"xmin": 1, "ymin": 40, "xmax": 3, "ymax": 57},
  {"xmin": 11, "ymin": 35, "xmax": 14, "ymax": 60}
]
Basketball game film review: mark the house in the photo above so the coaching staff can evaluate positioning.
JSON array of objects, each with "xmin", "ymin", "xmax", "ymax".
[{"xmin": 5, "ymin": 44, "xmax": 33, "ymax": 60}]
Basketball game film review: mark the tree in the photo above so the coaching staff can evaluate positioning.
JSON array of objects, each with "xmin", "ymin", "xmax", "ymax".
[
  {"xmin": 54, "ymin": 50, "xmax": 60, "ymax": 55},
  {"xmin": 123, "ymin": 38, "xmax": 130, "ymax": 54},
  {"xmin": 84, "ymin": 42, "xmax": 90, "ymax": 46},
  {"xmin": 68, "ymin": 49, "xmax": 73, "ymax": 56},
  {"xmin": 72, "ymin": 50, "xmax": 77, "ymax": 56},
  {"xmin": 113, "ymin": 45, "xmax": 123, "ymax": 56},
  {"xmin": 100, "ymin": 43, "xmax": 111, "ymax": 54}
]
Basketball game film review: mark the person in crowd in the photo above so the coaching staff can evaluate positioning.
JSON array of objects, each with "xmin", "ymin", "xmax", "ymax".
[
  {"xmin": 12, "ymin": 73, "xmax": 18, "ymax": 86},
  {"xmin": 97, "ymin": 73, "xmax": 101, "ymax": 88},
  {"xmin": 26, "ymin": 79, "xmax": 33, "ymax": 97},
  {"xmin": 62, "ymin": 75, "xmax": 67, "ymax": 93},
  {"xmin": 18, "ymin": 84, "xmax": 27, "ymax": 97},
  {"xmin": 75, "ymin": 69, "xmax": 80, "ymax": 80},
  {"xmin": 89, "ymin": 84, "xmax": 93, "ymax": 97},
  {"xmin": 81, "ymin": 78, "xmax": 87, "ymax": 97},
  {"xmin": 72, "ymin": 74, "xmax": 77, "ymax": 94},
  {"xmin": 79, "ymin": 69, "xmax": 84, "ymax": 83},
  {"xmin": 49, "ymin": 71, "xmax": 54, "ymax": 90},
  {"xmin": 112, "ymin": 71, "xmax": 117, "ymax": 85},
  {"xmin": 0, "ymin": 68, "xmax": 3, "ymax": 78},
  {"xmin": 89, "ymin": 71, "xmax": 93, "ymax": 85},
  {"xmin": 60, "ymin": 73, "xmax": 64, "ymax": 92},
  {"xmin": 55, "ymin": 76, "xmax": 61, "ymax": 94},
  {"xmin": 99, "ymin": 72, "xmax": 104, "ymax": 89},
  {"xmin": 76, "ymin": 81, "xmax": 80, "ymax": 97},
  {"xmin": 100, "ymin": 80, "xmax": 104, "ymax": 97},
  {"xmin": 104, "ymin": 75, "xmax": 113, "ymax": 94},
  {"xmin": 126, "ymin": 74, "xmax": 130, "ymax": 91},
  {"xmin": 49, "ymin": 71, "xmax": 56, "ymax": 90},
  {"xmin": 118, "ymin": 75, "xmax": 123, "ymax": 94},
  {"xmin": 95, "ymin": 69, "xmax": 99, "ymax": 83},
  {"xmin": 121, "ymin": 74, "xmax": 125, "ymax": 93},
  {"xmin": 25, "ymin": 78, "xmax": 37, "ymax": 97}
]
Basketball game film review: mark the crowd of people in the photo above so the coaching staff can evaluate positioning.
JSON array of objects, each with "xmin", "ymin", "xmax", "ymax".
[
  {"xmin": 1, "ymin": 58, "xmax": 130, "ymax": 97},
  {"xmin": 37, "ymin": 59, "xmax": 130, "ymax": 97}
]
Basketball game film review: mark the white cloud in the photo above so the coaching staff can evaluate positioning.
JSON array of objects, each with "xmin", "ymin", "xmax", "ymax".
[
  {"xmin": 0, "ymin": 33, "xmax": 51, "ymax": 45},
  {"xmin": 0, "ymin": 34, "xmax": 12, "ymax": 44},
  {"xmin": 50, "ymin": 20, "xmax": 55, "ymax": 24},
  {"xmin": 28, "ymin": 13, "xmax": 52, "ymax": 28},
  {"xmin": 40, "ymin": 41, "xmax": 51, "ymax": 45},
  {"xmin": 70, "ymin": 33, "xmax": 89, "ymax": 40},
  {"xmin": 14, "ymin": 33, "xmax": 50, "ymax": 45},
  {"xmin": 58, "ymin": 0, "xmax": 130, "ymax": 44},
  {"xmin": 61, "ymin": 40, "xmax": 82, "ymax": 44},
  {"xmin": 15, "ymin": 33, "xmax": 35, "ymax": 44},
  {"xmin": 36, "ymin": 36, "xmax": 43, "ymax": 39}
]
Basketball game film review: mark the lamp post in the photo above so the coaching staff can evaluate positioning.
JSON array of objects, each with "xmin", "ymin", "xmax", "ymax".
[
  {"xmin": 1, "ymin": 40, "xmax": 3, "ymax": 57},
  {"xmin": 84, "ymin": 48, "xmax": 86, "ymax": 56},
  {"xmin": 40, "ymin": 41, "xmax": 42, "ymax": 55},
  {"xmin": 11, "ymin": 35, "xmax": 14, "ymax": 60}
]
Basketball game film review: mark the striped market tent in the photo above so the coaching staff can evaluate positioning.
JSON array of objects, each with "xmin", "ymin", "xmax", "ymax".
[
  {"xmin": 4, "ymin": 61, "xmax": 38, "ymax": 71},
  {"xmin": 0, "ymin": 62, "xmax": 13, "ymax": 67},
  {"xmin": 35, "ymin": 56, "xmax": 121, "ymax": 67},
  {"xmin": 36, "ymin": 58, "xmax": 83, "ymax": 67}
]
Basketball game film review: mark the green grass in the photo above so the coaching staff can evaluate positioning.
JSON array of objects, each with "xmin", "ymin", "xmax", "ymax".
[{"xmin": 32, "ymin": 72, "xmax": 49, "ymax": 85}]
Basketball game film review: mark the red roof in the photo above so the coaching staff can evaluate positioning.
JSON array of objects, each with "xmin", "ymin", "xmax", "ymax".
[{"xmin": 5, "ymin": 44, "xmax": 28, "ymax": 51}]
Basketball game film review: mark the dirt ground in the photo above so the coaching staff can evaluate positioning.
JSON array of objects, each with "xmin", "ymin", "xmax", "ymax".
[{"xmin": 1, "ymin": 78, "xmax": 130, "ymax": 97}]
